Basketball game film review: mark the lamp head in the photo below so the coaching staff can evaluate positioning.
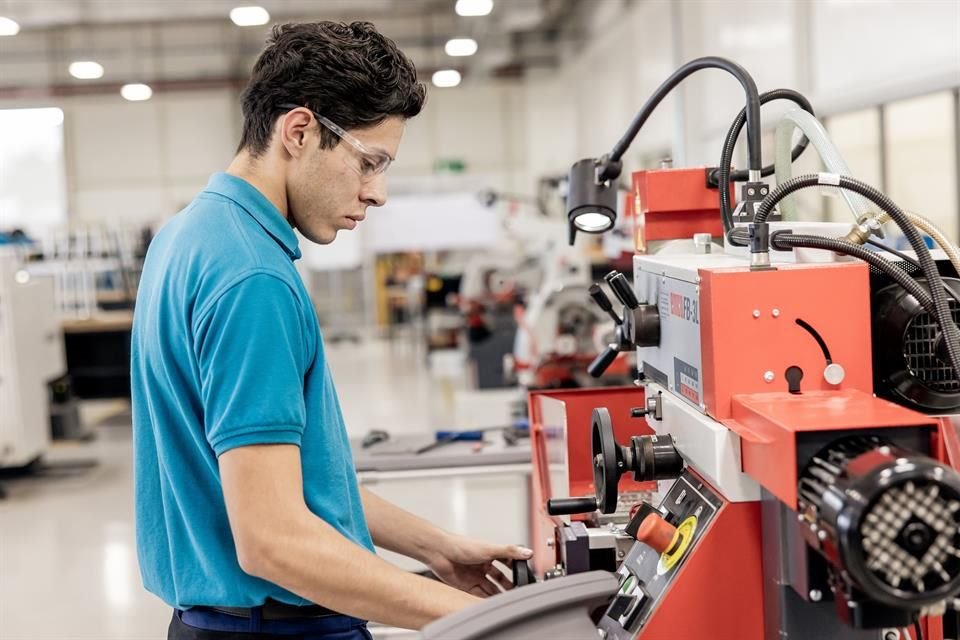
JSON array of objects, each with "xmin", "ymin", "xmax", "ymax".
[{"xmin": 567, "ymin": 157, "xmax": 620, "ymax": 245}]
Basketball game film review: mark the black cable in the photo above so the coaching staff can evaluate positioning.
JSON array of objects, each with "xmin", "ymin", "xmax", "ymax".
[
  {"xmin": 914, "ymin": 620, "xmax": 924, "ymax": 640},
  {"xmin": 864, "ymin": 238, "xmax": 922, "ymax": 269},
  {"xmin": 601, "ymin": 56, "xmax": 762, "ymax": 181},
  {"xmin": 755, "ymin": 175, "xmax": 960, "ymax": 375},
  {"xmin": 716, "ymin": 88, "xmax": 815, "ymax": 231},
  {"xmin": 768, "ymin": 233, "xmax": 937, "ymax": 315}
]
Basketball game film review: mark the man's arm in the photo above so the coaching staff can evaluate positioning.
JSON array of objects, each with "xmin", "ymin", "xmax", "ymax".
[
  {"xmin": 359, "ymin": 486, "xmax": 447, "ymax": 564},
  {"xmin": 360, "ymin": 486, "xmax": 532, "ymax": 595},
  {"xmin": 220, "ymin": 444, "xmax": 480, "ymax": 630}
]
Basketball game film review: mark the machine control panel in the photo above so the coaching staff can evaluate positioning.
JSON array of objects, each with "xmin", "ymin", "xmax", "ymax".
[{"xmin": 597, "ymin": 470, "xmax": 722, "ymax": 639}]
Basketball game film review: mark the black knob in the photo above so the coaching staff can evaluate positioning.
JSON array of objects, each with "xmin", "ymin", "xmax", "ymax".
[
  {"xmin": 546, "ymin": 496, "xmax": 599, "ymax": 515},
  {"xmin": 589, "ymin": 283, "xmax": 622, "ymax": 325},
  {"xmin": 625, "ymin": 305, "xmax": 660, "ymax": 348},
  {"xmin": 589, "ymin": 283, "xmax": 613, "ymax": 312},
  {"xmin": 512, "ymin": 559, "xmax": 535, "ymax": 587},
  {"xmin": 605, "ymin": 272, "xmax": 639, "ymax": 309},
  {"xmin": 588, "ymin": 345, "xmax": 619, "ymax": 378},
  {"xmin": 631, "ymin": 434, "xmax": 683, "ymax": 482}
]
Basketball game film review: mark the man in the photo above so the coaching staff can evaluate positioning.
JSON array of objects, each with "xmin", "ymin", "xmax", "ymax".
[{"xmin": 132, "ymin": 21, "xmax": 531, "ymax": 640}]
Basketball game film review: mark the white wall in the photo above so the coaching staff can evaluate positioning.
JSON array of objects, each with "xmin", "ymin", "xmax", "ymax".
[
  {"xmin": 1, "ymin": 88, "xmax": 241, "ymax": 230},
  {"xmin": 1, "ymin": 79, "xmax": 532, "ymax": 233}
]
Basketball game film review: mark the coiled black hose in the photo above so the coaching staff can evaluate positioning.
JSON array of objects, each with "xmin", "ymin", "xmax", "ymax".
[
  {"xmin": 716, "ymin": 88, "xmax": 815, "ymax": 232},
  {"xmin": 754, "ymin": 175, "xmax": 960, "ymax": 375},
  {"xmin": 602, "ymin": 57, "xmax": 762, "ymax": 181}
]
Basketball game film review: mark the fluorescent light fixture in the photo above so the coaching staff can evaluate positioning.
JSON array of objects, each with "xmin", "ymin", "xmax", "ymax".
[
  {"xmin": 0, "ymin": 16, "xmax": 20, "ymax": 36},
  {"xmin": 230, "ymin": 5, "xmax": 269, "ymax": 26},
  {"xmin": 455, "ymin": 0, "xmax": 493, "ymax": 17},
  {"xmin": 445, "ymin": 38, "xmax": 478, "ymax": 57},
  {"xmin": 121, "ymin": 83, "xmax": 153, "ymax": 101},
  {"xmin": 69, "ymin": 61, "xmax": 104, "ymax": 80},
  {"xmin": 432, "ymin": 69, "xmax": 462, "ymax": 88}
]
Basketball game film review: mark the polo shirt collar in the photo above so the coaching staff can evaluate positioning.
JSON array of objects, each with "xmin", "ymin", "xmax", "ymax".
[{"xmin": 203, "ymin": 172, "xmax": 302, "ymax": 260}]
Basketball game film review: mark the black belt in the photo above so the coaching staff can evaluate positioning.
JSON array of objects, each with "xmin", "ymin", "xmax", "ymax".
[{"xmin": 194, "ymin": 600, "xmax": 339, "ymax": 621}]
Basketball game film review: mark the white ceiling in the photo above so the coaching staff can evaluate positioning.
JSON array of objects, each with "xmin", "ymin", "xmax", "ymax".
[{"xmin": 0, "ymin": 0, "xmax": 584, "ymax": 96}]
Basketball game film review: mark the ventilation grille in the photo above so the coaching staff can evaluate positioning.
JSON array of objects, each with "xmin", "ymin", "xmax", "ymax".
[{"xmin": 904, "ymin": 298, "xmax": 960, "ymax": 393}]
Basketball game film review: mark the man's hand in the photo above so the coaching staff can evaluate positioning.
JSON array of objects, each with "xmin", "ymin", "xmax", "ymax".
[{"xmin": 425, "ymin": 533, "xmax": 534, "ymax": 597}]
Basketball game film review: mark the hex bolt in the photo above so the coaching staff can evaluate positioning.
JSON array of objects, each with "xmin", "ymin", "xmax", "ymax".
[
  {"xmin": 752, "ymin": 309, "xmax": 761, "ymax": 318},
  {"xmin": 772, "ymin": 308, "xmax": 780, "ymax": 318},
  {"xmin": 764, "ymin": 371, "xmax": 775, "ymax": 383},
  {"xmin": 809, "ymin": 589, "xmax": 822, "ymax": 602}
]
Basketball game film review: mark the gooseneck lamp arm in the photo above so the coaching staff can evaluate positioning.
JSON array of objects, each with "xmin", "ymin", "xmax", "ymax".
[
  {"xmin": 600, "ymin": 56, "xmax": 763, "ymax": 182},
  {"xmin": 567, "ymin": 56, "xmax": 763, "ymax": 245}
]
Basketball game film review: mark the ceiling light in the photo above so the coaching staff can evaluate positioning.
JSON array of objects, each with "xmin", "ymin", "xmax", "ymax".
[
  {"xmin": 69, "ymin": 61, "xmax": 104, "ymax": 80},
  {"xmin": 121, "ymin": 83, "xmax": 153, "ymax": 102},
  {"xmin": 230, "ymin": 6, "xmax": 270, "ymax": 26},
  {"xmin": 0, "ymin": 17, "xmax": 20, "ymax": 36},
  {"xmin": 445, "ymin": 38, "xmax": 478, "ymax": 57},
  {"xmin": 432, "ymin": 69, "xmax": 462, "ymax": 88},
  {"xmin": 455, "ymin": 0, "xmax": 493, "ymax": 17}
]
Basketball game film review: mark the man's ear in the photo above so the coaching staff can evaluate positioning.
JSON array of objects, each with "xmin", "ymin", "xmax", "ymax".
[{"xmin": 278, "ymin": 108, "xmax": 313, "ymax": 159}]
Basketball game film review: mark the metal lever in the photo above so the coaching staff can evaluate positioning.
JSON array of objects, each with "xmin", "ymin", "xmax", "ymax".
[
  {"xmin": 604, "ymin": 271, "xmax": 639, "ymax": 309},
  {"xmin": 589, "ymin": 283, "xmax": 622, "ymax": 325},
  {"xmin": 587, "ymin": 345, "xmax": 619, "ymax": 378},
  {"xmin": 546, "ymin": 496, "xmax": 599, "ymax": 515}
]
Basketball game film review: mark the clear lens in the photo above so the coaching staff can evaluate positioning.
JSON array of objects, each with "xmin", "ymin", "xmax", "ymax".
[{"xmin": 574, "ymin": 211, "xmax": 613, "ymax": 232}]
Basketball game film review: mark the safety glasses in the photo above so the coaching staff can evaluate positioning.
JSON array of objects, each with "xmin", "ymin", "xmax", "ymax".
[{"xmin": 279, "ymin": 104, "xmax": 392, "ymax": 178}]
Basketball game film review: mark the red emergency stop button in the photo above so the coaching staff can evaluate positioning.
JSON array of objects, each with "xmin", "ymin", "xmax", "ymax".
[{"xmin": 635, "ymin": 513, "xmax": 681, "ymax": 555}]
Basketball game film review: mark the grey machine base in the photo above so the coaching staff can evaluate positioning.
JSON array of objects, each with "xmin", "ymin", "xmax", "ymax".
[{"xmin": 418, "ymin": 571, "xmax": 617, "ymax": 640}]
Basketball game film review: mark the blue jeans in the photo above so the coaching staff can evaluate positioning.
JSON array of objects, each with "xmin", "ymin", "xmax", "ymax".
[{"xmin": 169, "ymin": 608, "xmax": 374, "ymax": 639}]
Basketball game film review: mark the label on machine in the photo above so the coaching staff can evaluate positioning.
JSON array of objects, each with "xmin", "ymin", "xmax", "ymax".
[
  {"xmin": 637, "ymin": 272, "xmax": 704, "ymax": 411},
  {"xmin": 597, "ymin": 471, "xmax": 722, "ymax": 639}
]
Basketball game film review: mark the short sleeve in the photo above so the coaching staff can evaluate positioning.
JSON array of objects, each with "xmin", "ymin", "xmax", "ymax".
[{"xmin": 194, "ymin": 273, "xmax": 308, "ymax": 456}]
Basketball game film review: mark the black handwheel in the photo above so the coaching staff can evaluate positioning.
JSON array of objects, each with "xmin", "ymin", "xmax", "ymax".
[
  {"xmin": 512, "ymin": 559, "xmax": 534, "ymax": 587},
  {"xmin": 592, "ymin": 408, "xmax": 621, "ymax": 514}
]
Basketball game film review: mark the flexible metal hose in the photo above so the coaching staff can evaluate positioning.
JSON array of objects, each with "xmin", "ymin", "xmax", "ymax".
[{"xmin": 851, "ymin": 212, "xmax": 960, "ymax": 277}]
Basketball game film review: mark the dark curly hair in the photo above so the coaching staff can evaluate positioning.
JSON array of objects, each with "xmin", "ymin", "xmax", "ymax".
[{"xmin": 238, "ymin": 21, "xmax": 426, "ymax": 156}]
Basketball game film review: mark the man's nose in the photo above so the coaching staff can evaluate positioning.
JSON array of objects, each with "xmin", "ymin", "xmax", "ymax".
[{"xmin": 360, "ymin": 173, "xmax": 387, "ymax": 207}]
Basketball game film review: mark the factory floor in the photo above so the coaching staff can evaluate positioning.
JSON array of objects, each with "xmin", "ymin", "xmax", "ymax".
[{"xmin": 0, "ymin": 337, "xmax": 464, "ymax": 640}]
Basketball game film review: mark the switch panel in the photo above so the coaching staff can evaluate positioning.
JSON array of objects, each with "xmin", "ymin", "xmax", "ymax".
[{"xmin": 597, "ymin": 470, "xmax": 722, "ymax": 639}]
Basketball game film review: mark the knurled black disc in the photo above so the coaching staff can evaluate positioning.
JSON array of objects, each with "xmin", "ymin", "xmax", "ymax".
[{"xmin": 592, "ymin": 407, "xmax": 619, "ymax": 514}]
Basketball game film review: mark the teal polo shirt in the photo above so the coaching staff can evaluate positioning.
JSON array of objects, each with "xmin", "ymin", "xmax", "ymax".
[{"xmin": 131, "ymin": 172, "xmax": 374, "ymax": 609}]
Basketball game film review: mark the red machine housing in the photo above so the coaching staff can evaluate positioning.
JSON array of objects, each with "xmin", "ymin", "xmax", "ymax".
[
  {"xmin": 698, "ymin": 262, "xmax": 875, "ymax": 420},
  {"xmin": 627, "ymin": 167, "xmax": 730, "ymax": 253},
  {"xmin": 527, "ymin": 387, "xmax": 654, "ymax": 575}
]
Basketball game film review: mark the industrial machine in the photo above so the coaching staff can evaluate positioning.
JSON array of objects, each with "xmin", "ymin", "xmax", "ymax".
[
  {"xmin": 0, "ymin": 250, "xmax": 65, "ymax": 472},
  {"xmin": 420, "ymin": 56, "xmax": 960, "ymax": 640}
]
